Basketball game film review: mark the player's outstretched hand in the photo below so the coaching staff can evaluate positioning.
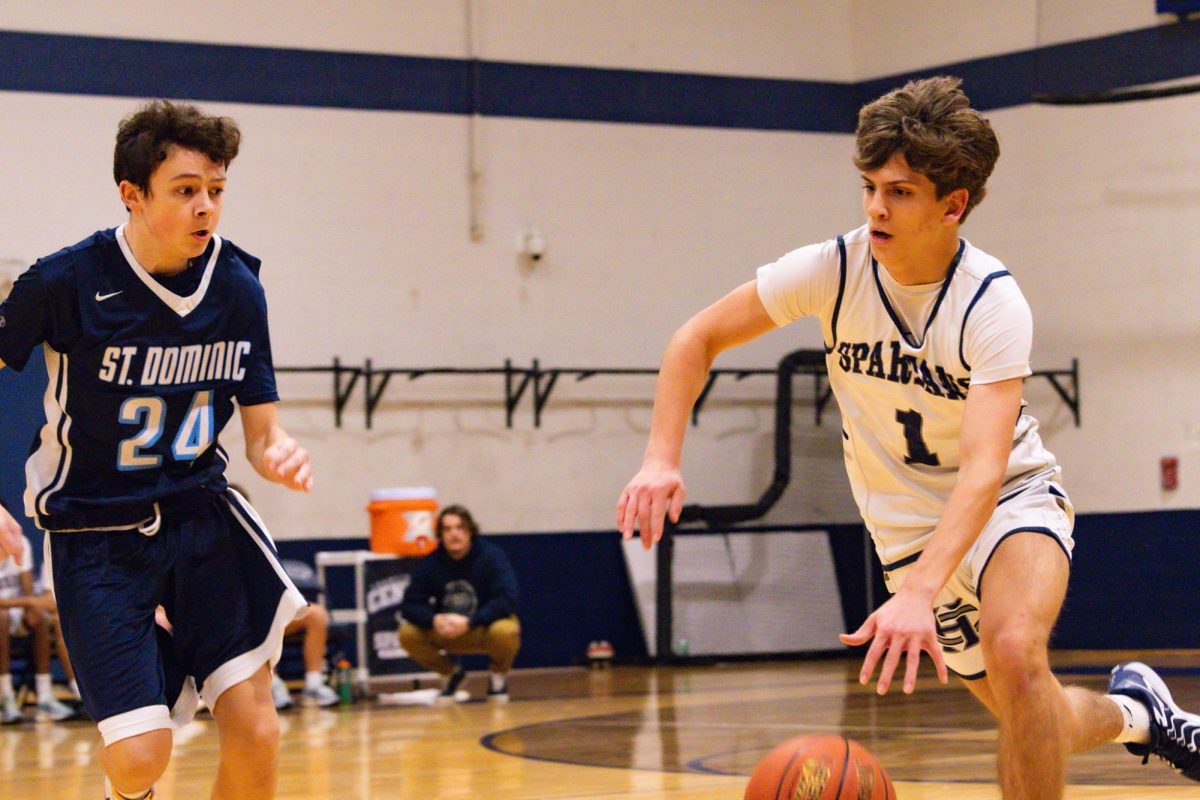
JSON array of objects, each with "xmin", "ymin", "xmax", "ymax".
[
  {"xmin": 0, "ymin": 506, "xmax": 22, "ymax": 561},
  {"xmin": 616, "ymin": 462, "xmax": 685, "ymax": 550},
  {"xmin": 839, "ymin": 589, "xmax": 948, "ymax": 695},
  {"xmin": 264, "ymin": 436, "xmax": 314, "ymax": 493}
]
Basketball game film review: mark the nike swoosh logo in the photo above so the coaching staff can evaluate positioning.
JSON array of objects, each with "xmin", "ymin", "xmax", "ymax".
[{"xmin": 95, "ymin": 291, "xmax": 123, "ymax": 302}]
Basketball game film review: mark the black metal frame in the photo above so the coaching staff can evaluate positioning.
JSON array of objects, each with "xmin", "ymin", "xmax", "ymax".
[{"xmin": 276, "ymin": 356, "xmax": 1081, "ymax": 430}]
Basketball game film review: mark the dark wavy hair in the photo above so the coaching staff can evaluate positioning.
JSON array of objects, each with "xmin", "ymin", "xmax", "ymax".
[
  {"xmin": 436, "ymin": 504, "xmax": 481, "ymax": 540},
  {"xmin": 854, "ymin": 76, "xmax": 999, "ymax": 222},
  {"xmin": 114, "ymin": 100, "xmax": 241, "ymax": 204}
]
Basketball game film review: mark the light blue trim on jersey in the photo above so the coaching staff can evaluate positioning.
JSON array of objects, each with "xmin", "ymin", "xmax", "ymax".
[{"xmin": 957, "ymin": 270, "xmax": 1013, "ymax": 371}]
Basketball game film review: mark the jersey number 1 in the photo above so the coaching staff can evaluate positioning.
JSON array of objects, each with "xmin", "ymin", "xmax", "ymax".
[
  {"xmin": 895, "ymin": 408, "xmax": 940, "ymax": 466},
  {"xmin": 118, "ymin": 391, "xmax": 214, "ymax": 470}
]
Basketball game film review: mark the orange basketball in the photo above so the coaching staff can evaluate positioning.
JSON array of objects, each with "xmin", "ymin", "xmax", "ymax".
[{"xmin": 744, "ymin": 734, "xmax": 895, "ymax": 800}]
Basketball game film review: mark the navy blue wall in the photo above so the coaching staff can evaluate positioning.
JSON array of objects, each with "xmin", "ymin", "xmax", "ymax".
[{"xmin": 1057, "ymin": 510, "xmax": 1200, "ymax": 649}]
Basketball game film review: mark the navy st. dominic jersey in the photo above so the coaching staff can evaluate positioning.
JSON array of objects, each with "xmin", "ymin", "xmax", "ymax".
[{"xmin": 0, "ymin": 226, "xmax": 277, "ymax": 532}]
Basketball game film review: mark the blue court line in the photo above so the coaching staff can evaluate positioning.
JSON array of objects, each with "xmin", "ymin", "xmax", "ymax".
[{"xmin": 1, "ymin": 19, "xmax": 1198, "ymax": 131}]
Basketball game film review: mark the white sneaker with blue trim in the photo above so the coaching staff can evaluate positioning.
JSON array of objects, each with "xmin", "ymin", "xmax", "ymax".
[{"xmin": 1109, "ymin": 662, "xmax": 1200, "ymax": 781}]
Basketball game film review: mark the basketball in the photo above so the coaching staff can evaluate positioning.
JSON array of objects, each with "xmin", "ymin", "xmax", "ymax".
[{"xmin": 744, "ymin": 735, "xmax": 895, "ymax": 800}]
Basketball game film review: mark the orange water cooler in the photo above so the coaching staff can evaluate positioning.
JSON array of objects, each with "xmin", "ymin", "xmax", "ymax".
[{"xmin": 366, "ymin": 487, "xmax": 438, "ymax": 556}]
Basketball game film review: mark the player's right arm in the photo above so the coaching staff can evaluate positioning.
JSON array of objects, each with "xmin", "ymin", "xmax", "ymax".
[{"xmin": 616, "ymin": 280, "xmax": 777, "ymax": 549}]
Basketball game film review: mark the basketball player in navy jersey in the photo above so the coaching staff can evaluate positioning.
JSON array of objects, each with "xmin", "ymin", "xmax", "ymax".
[
  {"xmin": 617, "ymin": 77, "xmax": 1199, "ymax": 797},
  {"xmin": 0, "ymin": 101, "xmax": 310, "ymax": 800}
]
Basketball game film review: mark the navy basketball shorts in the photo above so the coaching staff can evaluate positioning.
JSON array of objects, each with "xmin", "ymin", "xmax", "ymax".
[
  {"xmin": 880, "ymin": 474, "xmax": 1075, "ymax": 680},
  {"xmin": 46, "ymin": 488, "xmax": 307, "ymax": 745}
]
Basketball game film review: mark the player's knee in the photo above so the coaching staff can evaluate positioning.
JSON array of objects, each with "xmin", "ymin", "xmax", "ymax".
[
  {"xmin": 398, "ymin": 623, "xmax": 423, "ymax": 649},
  {"xmin": 105, "ymin": 736, "xmax": 172, "ymax": 788},
  {"xmin": 306, "ymin": 602, "xmax": 329, "ymax": 631},
  {"xmin": 983, "ymin": 629, "xmax": 1050, "ymax": 692},
  {"xmin": 487, "ymin": 619, "xmax": 521, "ymax": 649},
  {"xmin": 225, "ymin": 711, "xmax": 280, "ymax": 754}
]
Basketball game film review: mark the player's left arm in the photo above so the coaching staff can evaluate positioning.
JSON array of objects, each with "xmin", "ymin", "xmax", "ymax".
[
  {"xmin": 239, "ymin": 401, "xmax": 314, "ymax": 492},
  {"xmin": 842, "ymin": 377, "xmax": 1023, "ymax": 694}
]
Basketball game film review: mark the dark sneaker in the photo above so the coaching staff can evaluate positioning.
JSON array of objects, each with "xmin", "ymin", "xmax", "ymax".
[
  {"xmin": 438, "ymin": 667, "xmax": 468, "ymax": 703},
  {"xmin": 1109, "ymin": 661, "xmax": 1200, "ymax": 780}
]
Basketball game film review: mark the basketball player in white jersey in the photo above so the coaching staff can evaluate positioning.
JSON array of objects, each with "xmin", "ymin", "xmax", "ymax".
[{"xmin": 617, "ymin": 76, "xmax": 1199, "ymax": 797}]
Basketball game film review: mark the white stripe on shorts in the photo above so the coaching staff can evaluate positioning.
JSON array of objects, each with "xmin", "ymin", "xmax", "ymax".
[
  {"xmin": 197, "ymin": 492, "xmax": 307, "ymax": 709},
  {"xmin": 98, "ymin": 704, "xmax": 172, "ymax": 746}
]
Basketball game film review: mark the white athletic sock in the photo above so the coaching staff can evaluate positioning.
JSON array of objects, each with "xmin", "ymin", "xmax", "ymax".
[
  {"xmin": 490, "ymin": 672, "xmax": 507, "ymax": 692},
  {"xmin": 304, "ymin": 671, "xmax": 325, "ymax": 691},
  {"xmin": 0, "ymin": 674, "xmax": 12, "ymax": 700},
  {"xmin": 1107, "ymin": 694, "xmax": 1152, "ymax": 744},
  {"xmin": 36, "ymin": 673, "xmax": 52, "ymax": 703},
  {"xmin": 68, "ymin": 679, "xmax": 80, "ymax": 699}
]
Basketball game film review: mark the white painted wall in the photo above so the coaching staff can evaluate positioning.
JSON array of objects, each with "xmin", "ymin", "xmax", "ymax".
[
  {"xmin": 0, "ymin": 2, "xmax": 1195, "ymax": 540},
  {"xmin": 0, "ymin": 0, "xmax": 856, "ymax": 79},
  {"xmin": 851, "ymin": 0, "xmax": 1165, "ymax": 78},
  {"xmin": 968, "ymin": 94, "xmax": 1200, "ymax": 510}
]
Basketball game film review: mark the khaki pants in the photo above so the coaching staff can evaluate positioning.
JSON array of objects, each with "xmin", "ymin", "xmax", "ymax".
[{"xmin": 398, "ymin": 616, "xmax": 521, "ymax": 675}]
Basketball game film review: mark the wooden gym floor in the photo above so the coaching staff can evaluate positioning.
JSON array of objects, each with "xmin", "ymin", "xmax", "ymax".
[{"xmin": 1, "ymin": 651, "xmax": 1197, "ymax": 798}]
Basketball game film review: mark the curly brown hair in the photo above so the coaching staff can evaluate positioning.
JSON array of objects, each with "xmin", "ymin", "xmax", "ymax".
[
  {"xmin": 114, "ymin": 100, "xmax": 241, "ymax": 202},
  {"xmin": 854, "ymin": 76, "xmax": 999, "ymax": 222}
]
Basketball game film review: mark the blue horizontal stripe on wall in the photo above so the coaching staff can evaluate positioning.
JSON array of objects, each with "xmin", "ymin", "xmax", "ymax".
[
  {"xmin": 856, "ymin": 19, "xmax": 1200, "ymax": 110},
  {"xmin": 0, "ymin": 31, "xmax": 470, "ymax": 114},
  {"xmin": 479, "ymin": 60, "xmax": 855, "ymax": 131},
  {"xmin": 0, "ymin": 19, "xmax": 1198, "ymax": 129}
]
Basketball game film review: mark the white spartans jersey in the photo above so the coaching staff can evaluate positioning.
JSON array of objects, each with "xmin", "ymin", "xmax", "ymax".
[{"xmin": 757, "ymin": 225, "xmax": 1057, "ymax": 564}]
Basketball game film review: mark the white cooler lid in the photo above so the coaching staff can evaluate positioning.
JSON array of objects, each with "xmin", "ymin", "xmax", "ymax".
[{"xmin": 369, "ymin": 486, "xmax": 437, "ymax": 502}]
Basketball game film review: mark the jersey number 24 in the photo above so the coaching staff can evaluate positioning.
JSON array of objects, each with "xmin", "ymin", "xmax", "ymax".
[{"xmin": 117, "ymin": 391, "xmax": 214, "ymax": 470}]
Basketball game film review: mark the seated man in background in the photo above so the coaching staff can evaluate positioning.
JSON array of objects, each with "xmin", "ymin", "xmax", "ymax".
[
  {"xmin": 224, "ymin": 485, "xmax": 338, "ymax": 709},
  {"xmin": 0, "ymin": 533, "xmax": 77, "ymax": 722},
  {"xmin": 399, "ymin": 505, "xmax": 520, "ymax": 702}
]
